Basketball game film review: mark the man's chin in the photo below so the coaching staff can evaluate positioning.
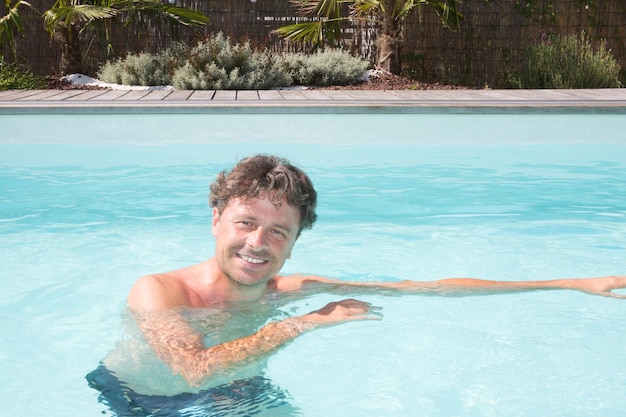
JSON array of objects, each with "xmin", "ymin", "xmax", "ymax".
[{"xmin": 227, "ymin": 273, "xmax": 273, "ymax": 289}]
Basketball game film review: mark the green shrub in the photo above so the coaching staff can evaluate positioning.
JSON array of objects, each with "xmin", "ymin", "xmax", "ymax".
[
  {"xmin": 282, "ymin": 49, "xmax": 369, "ymax": 86},
  {"xmin": 0, "ymin": 59, "xmax": 47, "ymax": 90},
  {"xmin": 97, "ymin": 46, "xmax": 185, "ymax": 86},
  {"xmin": 513, "ymin": 33, "xmax": 621, "ymax": 89},
  {"xmin": 96, "ymin": 32, "xmax": 369, "ymax": 90},
  {"xmin": 171, "ymin": 33, "xmax": 291, "ymax": 90}
]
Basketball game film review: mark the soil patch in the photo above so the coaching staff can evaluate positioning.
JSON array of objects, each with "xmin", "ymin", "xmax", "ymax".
[{"xmin": 314, "ymin": 72, "xmax": 472, "ymax": 90}]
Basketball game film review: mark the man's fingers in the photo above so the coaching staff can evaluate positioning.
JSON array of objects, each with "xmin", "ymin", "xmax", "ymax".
[
  {"xmin": 337, "ymin": 299, "xmax": 383, "ymax": 320},
  {"xmin": 604, "ymin": 291, "xmax": 626, "ymax": 299},
  {"xmin": 311, "ymin": 299, "xmax": 383, "ymax": 323}
]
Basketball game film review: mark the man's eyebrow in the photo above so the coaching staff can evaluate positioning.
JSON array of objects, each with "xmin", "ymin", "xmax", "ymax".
[
  {"xmin": 269, "ymin": 213, "xmax": 300, "ymax": 234},
  {"xmin": 233, "ymin": 213, "xmax": 296, "ymax": 234},
  {"xmin": 270, "ymin": 221, "xmax": 296, "ymax": 235}
]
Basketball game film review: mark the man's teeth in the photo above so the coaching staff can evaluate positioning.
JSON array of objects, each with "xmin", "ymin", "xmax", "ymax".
[{"xmin": 240, "ymin": 254, "xmax": 265, "ymax": 264}]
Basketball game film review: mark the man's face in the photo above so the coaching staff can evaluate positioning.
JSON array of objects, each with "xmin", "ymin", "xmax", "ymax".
[{"xmin": 212, "ymin": 194, "xmax": 300, "ymax": 288}]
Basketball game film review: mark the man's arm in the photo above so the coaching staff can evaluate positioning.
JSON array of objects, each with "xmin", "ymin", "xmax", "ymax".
[
  {"xmin": 129, "ymin": 276, "xmax": 377, "ymax": 386},
  {"xmin": 275, "ymin": 274, "xmax": 626, "ymax": 298}
]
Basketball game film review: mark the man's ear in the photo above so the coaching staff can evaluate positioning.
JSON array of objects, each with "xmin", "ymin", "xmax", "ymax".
[{"xmin": 211, "ymin": 207, "xmax": 220, "ymax": 237}]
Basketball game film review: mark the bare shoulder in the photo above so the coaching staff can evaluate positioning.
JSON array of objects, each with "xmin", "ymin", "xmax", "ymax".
[{"xmin": 128, "ymin": 273, "xmax": 190, "ymax": 310}]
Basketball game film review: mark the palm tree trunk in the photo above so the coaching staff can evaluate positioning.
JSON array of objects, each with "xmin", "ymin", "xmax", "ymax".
[
  {"xmin": 376, "ymin": 1, "xmax": 402, "ymax": 74},
  {"xmin": 53, "ymin": 23, "xmax": 82, "ymax": 74}
]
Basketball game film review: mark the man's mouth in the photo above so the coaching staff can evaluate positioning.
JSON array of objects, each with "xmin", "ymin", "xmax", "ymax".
[{"xmin": 237, "ymin": 253, "xmax": 268, "ymax": 265}]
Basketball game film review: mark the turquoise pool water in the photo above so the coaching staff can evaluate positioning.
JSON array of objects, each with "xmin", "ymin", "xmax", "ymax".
[{"xmin": 1, "ymin": 109, "xmax": 626, "ymax": 416}]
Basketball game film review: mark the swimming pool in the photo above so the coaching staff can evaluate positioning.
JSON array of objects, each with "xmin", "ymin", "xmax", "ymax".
[{"xmin": 1, "ymin": 108, "xmax": 626, "ymax": 416}]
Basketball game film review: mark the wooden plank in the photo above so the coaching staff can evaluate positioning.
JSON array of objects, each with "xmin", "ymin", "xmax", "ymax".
[
  {"xmin": 0, "ymin": 90, "xmax": 29, "ymax": 100},
  {"xmin": 342, "ymin": 90, "xmax": 399, "ymax": 101},
  {"xmin": 40, "ymin": 90, "xmax": 96, "ymax": 101},
  {"xmin": 16, "ymin": 90, "xmax": 66, "ymax": 101},
  {"xmin": 258, "ymin": 90, "xmax": 283, "ymax": 100},
  {"xmin": 312, "ymin": 90, "xmax": 354, "ymax": 100},
  {"xmin": 188, "ymin": 90, "xmax": 216, "ymax": 101},
  {"xmin": 277, "ymin": 89, "xmax": 308, "ymax": 100},
  {"xmin": 138, "ymin": 90, "xmax": 173, "ymax": 101},
  {"xmin": 385, "ymin": 90, "xmax": 449, "ymax": 100},
  {"xmin": 299, "ymin": 90, "xmax": 334, "ymax": 100},
  {"xmin": 116, "ymin": 90, "xmax": 151, "ymax": 101},
  {"xmin": 64, "ymin": 90, "xmax": 110, "ymax": 101},
  {"xmin": 163, "ymin": 90, "xmax": 193, "ymax": 101},
  {"xmin": 0, "ymin": 90, "xmax": 36, "ymax": 101},
  {"xmin": 236, "ymin": 90, "xmax": 259, "ymax": 100},
  {"xmin": 89, "ymin": 90, "xmax": 132, "ymax": 101},
  {"xmin": 213, "ymin": 90, "xmax": 237, "ymax": 100}
]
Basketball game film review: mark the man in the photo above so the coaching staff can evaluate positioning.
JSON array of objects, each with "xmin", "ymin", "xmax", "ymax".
[{"xmin": 127, "ymin": 154, "xmax": 626, "ymax": 388}]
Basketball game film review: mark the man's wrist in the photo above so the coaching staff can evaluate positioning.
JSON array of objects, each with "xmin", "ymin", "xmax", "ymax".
[{"xmin": 282, "ymin": 317, "xmax": 317, "ymax": 335}]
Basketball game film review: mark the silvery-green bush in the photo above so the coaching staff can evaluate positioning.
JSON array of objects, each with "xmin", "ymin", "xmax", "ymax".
[
  {"xmin": 97, "ymin": 33, "xmax": 369, "ymax": 89},
  {"xmin": 97, "ymin": 48, "xmax": 184, "ymax": 86},
  {"xmin": 512, "ymin": 33, "xmax": 621, "ymax": 89},
  {"xmin": 281, "ymin": 49, "xmax": 369, "ymax": 86},
  {"xmin": 171, "ymin": 33, "xmax": 291, "ymax": 90}
]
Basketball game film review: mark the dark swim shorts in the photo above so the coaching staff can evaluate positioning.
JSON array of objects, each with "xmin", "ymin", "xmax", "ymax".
[{"xmin": 86, "ymin": 364, "xmax": 300, "ymax": 417}]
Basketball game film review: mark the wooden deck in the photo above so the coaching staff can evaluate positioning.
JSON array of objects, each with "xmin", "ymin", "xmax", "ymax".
[{"xmin": 1, "ymin": 88, "xmax": 626, "ymax": 110}]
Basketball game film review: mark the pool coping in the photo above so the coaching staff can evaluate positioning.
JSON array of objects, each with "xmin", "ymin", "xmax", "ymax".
[{"xmin": 1, "ymin": 88, "xmax": 626, "ymax": 112}]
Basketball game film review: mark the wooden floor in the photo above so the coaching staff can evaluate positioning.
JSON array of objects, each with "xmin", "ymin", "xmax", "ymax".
[{"xmin": 1, "ymin": 88, "xmax": 626, "ymax": 109}]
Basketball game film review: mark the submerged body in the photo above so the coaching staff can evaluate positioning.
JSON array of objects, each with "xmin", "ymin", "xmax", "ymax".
[
  {"xmin": 87, "ymin": 155, "xmax": 626, "ymax": 417},
  {"xmin": 122, "ymin": 155, "xmax": 626, "ymax": 389}
]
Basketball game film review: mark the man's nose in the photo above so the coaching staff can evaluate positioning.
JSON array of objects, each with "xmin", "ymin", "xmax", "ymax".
[{"xmin": 247, "ymin": 227, "xmax": 269, "ymax": 249}]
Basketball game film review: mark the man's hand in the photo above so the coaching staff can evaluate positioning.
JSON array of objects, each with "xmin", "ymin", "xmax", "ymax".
[
  {"xmin": 566, "ymin": 276, "xmax": 626, "ymax": 298},
  {"xmin": 299, "ymin": 299, "xmax": 383, "ymax": 327}
]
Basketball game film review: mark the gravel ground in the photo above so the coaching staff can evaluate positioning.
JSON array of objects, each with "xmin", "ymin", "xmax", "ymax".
[
  {"xmin": 46, "ymin": 71, "xmax": 472, "ymax": 91},
  {"xmin": 314, "ymin": 72, "xmax": 471, "ymax": 90}
]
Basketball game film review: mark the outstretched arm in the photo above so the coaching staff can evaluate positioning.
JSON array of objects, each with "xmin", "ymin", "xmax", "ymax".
[
  {"xmin": 276, "ymin": 274, "xmax": 626, "ymax": 298},
  {"xmin": 393, "ymin": 276, "xmax": 626, "ymax": 298}
]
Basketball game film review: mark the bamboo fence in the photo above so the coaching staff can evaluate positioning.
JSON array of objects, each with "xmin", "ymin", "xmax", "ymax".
[{"xmin": 2, "ymin": 0, "xmax": 625, "ymax": 87}]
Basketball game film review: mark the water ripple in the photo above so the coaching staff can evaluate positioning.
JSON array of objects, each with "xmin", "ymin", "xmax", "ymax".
[{"xmin": 0, "ymin": 214, "xmax": 40, "ymax": 223}]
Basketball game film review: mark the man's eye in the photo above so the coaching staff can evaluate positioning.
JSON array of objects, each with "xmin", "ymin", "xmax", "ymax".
[{"xmin": 272, "ymin": 229, "xmax": 287, "ymax": 239}]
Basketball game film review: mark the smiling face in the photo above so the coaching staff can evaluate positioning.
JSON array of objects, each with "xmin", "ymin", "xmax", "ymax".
[{"xmin": 212, "ymin": 194, "xmax": 301, "ymax": 291}]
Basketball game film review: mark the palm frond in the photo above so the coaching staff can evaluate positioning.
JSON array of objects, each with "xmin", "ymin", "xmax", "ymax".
[
  {"xmin": 289, "ymin": 0, "xmax": 344, "ymax": 18},
  {"xmin": 283, "ymin": 0, "xmax": 348, "ymax": 45},
  {"xmin": 43, "ymin": 5, "xmax": 117, "ymax": 31},
  {"xmin": 315, "ymin": 0, "xmax": 342, "ymax": 18},
  {"xmin": 350, "ymin": 0, "xmax": 379, "ymax": 21},
  {"xmin": 274, "ymin": 17, "xmax": 344, "ymax": 46},
  {"xmin": 274, "ymin": 21, "xmax": 326, "ymax": 44},
  {"xmin": 154, "ymin": 5, "xmax": 208, "ymax": 26},
  {"xmin": 429, "ymin": 0, "xmax": 463, "ymax": 30},
  {"xmin": 0, "ymin": 0, "xmax": 31, "ymax": 60},
  {"xmin": 289, "ymin": 0, "xmax": 320, "ymax": 17},
  {"xmin": 118, "ymin": 0, "xmax": 208, "ymax": 27},
  {"xmin": 394, "ymin": 0, "xmax": 416, "ymax": 19},
  {"xmin": 1, "ymin": 0, "xmax": 31, "ymax": 38}
]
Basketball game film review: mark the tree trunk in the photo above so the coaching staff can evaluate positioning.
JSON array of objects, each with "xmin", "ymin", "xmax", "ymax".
[
  {"xmin": 376, "ymin": 2, "xmax": 403, "ymax": 74},
  {"xmin": 376, "ymin": 33, "xmax": 401, "ymax": 74},
  {"xmin": 53, "ymin": 23, "xmax": 82, "ymax": 74}
]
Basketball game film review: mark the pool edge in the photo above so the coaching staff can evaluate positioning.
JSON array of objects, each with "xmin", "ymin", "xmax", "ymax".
[{"xmin": 1, "ymin": 88, "xmax": 625, "ymax": 114}]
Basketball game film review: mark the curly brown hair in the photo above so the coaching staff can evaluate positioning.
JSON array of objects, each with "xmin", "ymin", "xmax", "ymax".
[{"xmin": 209, "ymin": 155, "xmax": 317, "ymax": 236}]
